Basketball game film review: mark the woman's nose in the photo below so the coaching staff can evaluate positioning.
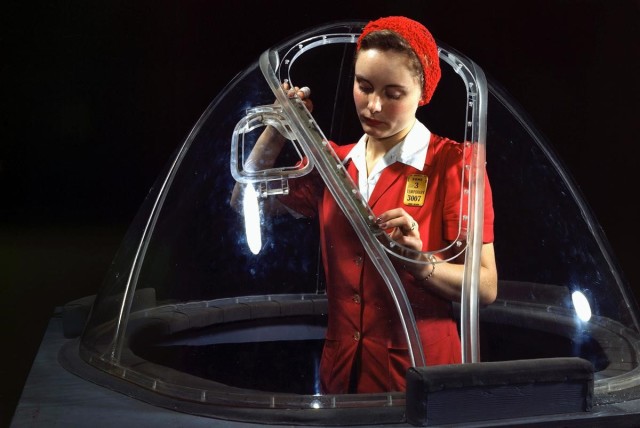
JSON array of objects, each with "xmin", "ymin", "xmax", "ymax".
[{"xmin": 368, "ymin": 94, "xmax": 382, "ymax": 113}]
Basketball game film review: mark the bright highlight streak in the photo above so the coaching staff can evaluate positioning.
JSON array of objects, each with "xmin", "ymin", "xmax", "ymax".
[
  {"xmin": 571, "ymin": 290, "xmax": 592, "ymax": 322},
  {"xmin": 243, "ymin": 184, "xmax": 262, "ymax": 255}
]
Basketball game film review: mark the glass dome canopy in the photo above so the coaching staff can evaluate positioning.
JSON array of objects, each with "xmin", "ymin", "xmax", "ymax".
[{"xmin": 61, "ymin": 20, "xmax": 640, "ymax": 426}]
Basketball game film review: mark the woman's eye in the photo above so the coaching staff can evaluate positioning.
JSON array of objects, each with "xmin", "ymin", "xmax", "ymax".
[{"xmin": 386, "ymin": 91, "xmax": 403, "ymax": 100}]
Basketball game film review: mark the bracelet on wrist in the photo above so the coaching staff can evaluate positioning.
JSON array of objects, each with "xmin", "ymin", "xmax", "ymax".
[{"xmin": 421, "ymin": 255, "xmax": 437, "ymax": 282}]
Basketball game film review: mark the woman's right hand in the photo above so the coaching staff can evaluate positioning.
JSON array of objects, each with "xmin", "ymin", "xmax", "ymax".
[{"xmin": 282, "ymin": 81, "xmax": 314, "ymax": 112}]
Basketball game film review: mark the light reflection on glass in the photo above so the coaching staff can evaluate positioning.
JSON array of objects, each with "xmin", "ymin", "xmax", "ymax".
[
  {"xmin": 572, "ymin": 290, "xmax": 592, "ymax": 322},
  {"xmin": 243, "ymin": 184, "xmax": 262, "ymax": 254}
]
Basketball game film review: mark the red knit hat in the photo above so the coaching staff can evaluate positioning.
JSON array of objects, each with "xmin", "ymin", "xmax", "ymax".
[{"xmin": 357, "ymin": 16, "xmax": 441, "ymax": 105}]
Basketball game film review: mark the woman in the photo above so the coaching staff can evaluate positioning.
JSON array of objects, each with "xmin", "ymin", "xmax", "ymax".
[{"xmin": 233, "ymin": 16, "xmax": 497, "ymax": 394}]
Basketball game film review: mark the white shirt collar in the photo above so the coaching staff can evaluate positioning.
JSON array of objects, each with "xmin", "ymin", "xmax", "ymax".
[
  {"xmin": 345, "ymin": 120, "xmax": 431, "ymax": 169},
  {"xmin": 344, "ymin": 120, "xmax": 432, "ymax": 201}
]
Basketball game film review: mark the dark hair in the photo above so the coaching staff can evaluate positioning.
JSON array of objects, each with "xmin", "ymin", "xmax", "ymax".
[{"xmin": 355, "ymin": 30, "xmax": 425, "ymax": 95}]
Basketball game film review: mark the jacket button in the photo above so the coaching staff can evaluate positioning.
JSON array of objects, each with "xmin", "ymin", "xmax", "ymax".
[
  {"xmin": 353, "ymin": 331, "xmax": 361, "ymax": 341},
  {"xmin": 352, "ymin": 294, "xmax": 361, "ymax": 304},
  {"xmin": 354, "ymin": 255, "xmax": 363, "ymax": 265}
]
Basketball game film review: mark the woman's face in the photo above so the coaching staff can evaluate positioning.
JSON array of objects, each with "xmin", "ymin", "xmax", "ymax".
[{"xmin": 353, "ymin": 48, "xmax": 422, "ymax": 142}]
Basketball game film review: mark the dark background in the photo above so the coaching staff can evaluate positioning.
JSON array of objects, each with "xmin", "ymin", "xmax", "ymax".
[{"xmin": 2, "ymin": 0, "xmax": 639, "ymax": 425}]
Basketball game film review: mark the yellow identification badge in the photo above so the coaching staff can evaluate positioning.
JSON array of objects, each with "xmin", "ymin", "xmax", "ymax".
[{"xmin": 403, "ymin": 174, "xmax": 428, "ymax": 206}]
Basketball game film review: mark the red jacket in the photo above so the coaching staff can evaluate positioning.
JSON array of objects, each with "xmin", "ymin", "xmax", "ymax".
[{"xmin": 279, "ymin": 133, "xmax": 494, "ymax": 393}]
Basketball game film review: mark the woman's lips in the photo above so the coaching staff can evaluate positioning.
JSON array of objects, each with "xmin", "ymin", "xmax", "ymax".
[{"xmin": 363, "ymin": 117, "xmax": 383, "ymax": 127}]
